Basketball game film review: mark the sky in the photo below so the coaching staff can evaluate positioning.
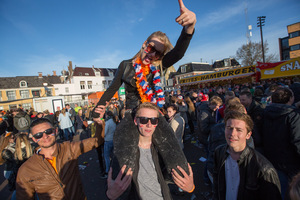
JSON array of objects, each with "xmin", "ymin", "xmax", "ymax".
[{"xmin": 1, "ymin": 0, "xmax": 300, "ymax": 77}]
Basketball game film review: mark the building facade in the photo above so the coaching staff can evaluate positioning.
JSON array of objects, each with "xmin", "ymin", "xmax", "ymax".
[
  {"xmin": 288, "ymin": 22, "xmax": 300, "ymax": 59},
  {"xmin": 0, "ymin": 72, "xmax": 61, "ymax": 111}
]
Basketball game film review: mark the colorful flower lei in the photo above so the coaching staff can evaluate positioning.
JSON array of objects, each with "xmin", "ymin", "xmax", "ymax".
[{"xmin": 134, "ymin": 57, "xmax": 165, "ymax": 107}]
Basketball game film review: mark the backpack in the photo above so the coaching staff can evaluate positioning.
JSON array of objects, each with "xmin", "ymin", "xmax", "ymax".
[{"xmin": 17, "ymin": 116, "xmax": 29, "ymax": 129}]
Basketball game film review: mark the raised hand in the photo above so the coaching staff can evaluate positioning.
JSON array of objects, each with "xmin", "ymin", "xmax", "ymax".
[
  {"xmin": 172, "ymin": 163, "xmax": 195, "ymax": 193},
  {"xmin": 176, "ymin": 0, "xmax": 196, "ymax": 34},
  {"xmin": 106, "ymin": 165, "xmax": 133, "ymax": 200}
]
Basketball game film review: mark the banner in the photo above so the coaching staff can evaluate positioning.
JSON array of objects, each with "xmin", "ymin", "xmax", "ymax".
[
  {"xmin": 260, "ymin": 57, "xmax": 300, "ymax": 79},
  {"xmin": 257, "ymin": 61, "xmax": 285, "ymax": 70},
  {"xmin": 180, "ymin": 65, "xmax": 255, "ymax": 85}
]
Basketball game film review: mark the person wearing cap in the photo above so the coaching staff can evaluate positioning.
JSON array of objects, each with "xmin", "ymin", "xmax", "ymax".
[{"xmin": 16, "ymin": 112, "xmax": 105, "ymax": 199}]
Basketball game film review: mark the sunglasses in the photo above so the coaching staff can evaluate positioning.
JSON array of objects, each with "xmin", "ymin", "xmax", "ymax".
[
  {"xmin": 137, "ymin": 117, "xmax": 159, "ymax": 125},
  {"xmin": 145, "ymin": 43, "xmax": 164, "ymax": 59},
  {"xmin": 33, "ymin": 128, "xmax": 55, "ymax": 140}
]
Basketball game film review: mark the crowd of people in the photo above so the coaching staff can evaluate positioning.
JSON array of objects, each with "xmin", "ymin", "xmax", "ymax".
[{"xmin": 1, "ymin": 0, "xmax": 300, "ymax": 198}]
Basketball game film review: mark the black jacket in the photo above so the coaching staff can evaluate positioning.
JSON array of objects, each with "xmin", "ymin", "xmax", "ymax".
[
  {"xmin": 197, "ymin": 103, "xmax": 216, "ymax": 144},
  {"xmin": 93, "ymin": 28, "xmax": 194, "ymax": 117},
  {"xmin": 262, "ymin": 103, "xmax": 300, "ymax": 178},
  {"xmin": 213, "ymin": 145, "xmax": 281, "ymax": 200},
  {"xmin": 246, "ymin": 100, "xmax": 264, "ymax": 148}
]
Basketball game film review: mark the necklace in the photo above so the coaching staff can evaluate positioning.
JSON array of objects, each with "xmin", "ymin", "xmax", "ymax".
[{"xmin": 134, "ymin": 57, "xmax": 165, "ymax": 107}]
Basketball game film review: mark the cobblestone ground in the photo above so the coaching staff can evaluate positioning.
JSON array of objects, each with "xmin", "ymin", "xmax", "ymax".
[{"xmin": 0, "ymin": 126, "xmax": 213, "ymax": 200}]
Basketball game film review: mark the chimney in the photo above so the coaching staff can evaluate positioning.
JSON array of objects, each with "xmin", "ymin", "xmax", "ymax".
[
  {"xmin": 38, "ymin": 72, "xmax": 42, "ymax": 78},
  {"xmin": 53, "ymin": 71, "xmax": 57, "ymax": 76}
]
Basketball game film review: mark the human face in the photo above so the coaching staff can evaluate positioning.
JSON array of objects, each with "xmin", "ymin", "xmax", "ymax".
[
  {"xmin": 141, "ymin": 37, "xmax": 165, "ymax": 65},
  {"xmin": 167, "ymin": 107, "xmax": 176, "ymax": 119},
  {"xmin": 31, "ymin": 122, "xmax": 56, "ymax": 148},
  {"xmin": 134, "ymin": 108, "xmax": 158, "ymax": 138},
  {"xmin": 239, "ymin": 95, "xmax": 252, "ymax": 108},
  {"xmin": 225, "ymin": 119, "xmax": 251, "ymax": 153}
]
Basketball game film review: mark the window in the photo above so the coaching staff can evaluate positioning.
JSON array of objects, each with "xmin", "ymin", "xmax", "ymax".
[
  {"xmin": 102, "ymin": 80, "xmax": 106, "ymax": 88},
  {"xmin": 79, "ymin": 72, "xmax": 82, "ymax": 76},
  {"xmin": 108, "ymin": 80, "xmax": 112, "ymax": 86},
  {"xmin": 88, "ymin": 81, "xmax": 92, "ymax": 89},
  {"xmin": 181, "ymin": 65, "xmax": 186, "ymax": 73},
  {"xmin": 80, "ymin": 81, "xmax": 85, "ymax": 90},
  {"xmin": 0, "ymin": 91, "xmax": 2, "ymax": 101},
  {"xmin": 65, "ymin": 87, "xmax": 69, "ymax": 93},
  {"xmin": 290, "ymin": 44, "xmax": 300, "ymax": 51},
  {"xmin": 85, "ymin": 73, "xmax": 89, "ymax": 76},
  {"xmin": 95, "ymin": 72, "xmax": 100, "ymax": 76},
  {"xmin": 19, "ymin": 81, "xmax": 27, "ymax": 88},
  {"xmin": 9, "ymin": 104, "xmax": 17, "ymax": 110},
  {"xmin": 20, "ymin": 90, "xmax": 30, "ymax": 99},
  {"xmin": 22, "ymin": 103, "xmax": 31, "ymax": 110},
  {"xmin": 32, "ymin": 90, "xmax": 40, "ymax": 97},
  {"xmin": 46, "ymin": 88, "xmax": 52, "ymax": 96},
  {"xmin": 6, "ymin": 91, "xmax": 16, "ymax": 100},
  {"xmin": 289, "ymin": 31, "xmax": 300, "ymax": 38}
]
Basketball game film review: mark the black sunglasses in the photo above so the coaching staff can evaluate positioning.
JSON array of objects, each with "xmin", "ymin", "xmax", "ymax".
[
  {"xmin": 33, "ymin": 128, "xmax": 55, "ymax": 140},
  {"xmin": 145, "ymin": 43, "xmax": 164, "ymax": 59},
  {"xmin": 137, "ymin": 117, "xmax": 159, "ymax": 125}
]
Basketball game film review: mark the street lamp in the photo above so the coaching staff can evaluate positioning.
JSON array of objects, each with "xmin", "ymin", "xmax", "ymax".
[{"xmin": 257, "ymin": 16, "xmax": 266, "ymax": 63}]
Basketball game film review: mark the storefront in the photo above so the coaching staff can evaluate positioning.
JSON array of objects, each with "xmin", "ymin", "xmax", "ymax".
[
  {"xmin": 259, "ymin": 57, "xmax": 300, "ymax": 80},
  {"xmin": 179, "ymin": 65, "xmax": 256, "ymax": 90}
]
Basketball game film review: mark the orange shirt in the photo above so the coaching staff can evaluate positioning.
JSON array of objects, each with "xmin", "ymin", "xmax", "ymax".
[{"xmin": 46, "ymin": 157, "xmax": 58, "ymax": 174}]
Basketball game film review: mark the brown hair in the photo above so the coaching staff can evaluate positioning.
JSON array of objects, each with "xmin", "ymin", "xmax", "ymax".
[
  {"xmin": 289, "ymin": 172, "xmax": 300, "ymax": 200},
  {"xmin": 224, "ymin": 111, "xmax": 253, "ymax": 133},
  {"xmin": 210, "ymin": 96, "xmax": 223, "ymax": 106},
  {"xmin": 271, "ymin": 87, "xmax": 293, "ymax": 104},
  {"xmin": 224, "ymin": 103, "xmax": 246, "ymax": 115},
  {"xmin": 0, "ymin": 133, "xmax": 13, "ymax": 165},
  {"xmin": 184, "ymin": 96, "xmax": 195, "ymax": 113}
]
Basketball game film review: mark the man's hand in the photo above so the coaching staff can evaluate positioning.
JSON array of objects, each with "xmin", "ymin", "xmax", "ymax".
[
  {"xmin": 172, "ymin": 163, "xmax": 195, "ymax": 193},
  {"xmin": 106, "ymin": 165, "xmax": 133, "ymax": 200},
  {"xmin": 94, "ymin": 105, "xmax": 106, "ymax": 119},
  {"xmin": 176, "ymin": 0, "xmax": 196, "ymax": 34}
]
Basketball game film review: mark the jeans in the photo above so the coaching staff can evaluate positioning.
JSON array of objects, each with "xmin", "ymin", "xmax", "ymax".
[
  {"xmin": 104, "ymin": 141, "xmax": 114, "ymax": 173},
  {"xmin": 63, "ymin": 128, "xmax": 73, "ymax": 140},
  {"xmin": 276, "ymin": 169, "xmax": 289, "ymax": 200}
]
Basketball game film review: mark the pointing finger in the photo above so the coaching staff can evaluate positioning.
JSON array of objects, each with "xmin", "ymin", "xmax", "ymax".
[{"xmin": 178, "ymin": 0, "xmax": 185, "ymax": 9}]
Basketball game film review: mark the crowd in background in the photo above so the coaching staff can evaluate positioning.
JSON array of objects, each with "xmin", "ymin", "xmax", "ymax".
[{"xmin": 0, "ymin": 77, "xmax": 300, "ymax": 199}]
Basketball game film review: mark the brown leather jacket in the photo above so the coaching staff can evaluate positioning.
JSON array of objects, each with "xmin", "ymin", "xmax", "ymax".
[{"xmin": 16, "ymin": 122, "xmax": 105, "ymax": 200}]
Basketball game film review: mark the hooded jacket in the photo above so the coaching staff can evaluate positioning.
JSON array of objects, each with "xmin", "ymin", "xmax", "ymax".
[
  {"xmin": 262, "ymin": 103, "xmax": 300, "ymax": 178},
  {"xmin": 13, "ymin": 111, "xmax": 31, "ymax": 131}
]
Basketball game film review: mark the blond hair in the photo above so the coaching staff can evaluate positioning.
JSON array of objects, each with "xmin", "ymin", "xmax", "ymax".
[
  {"xmin": 14, "ymin": 133, "xmax": 33, "ymax": 162},
  {"xmin": 136, "ymin": 102, "xmax": 160, "ymax": 118},
  {"xmin": 132, "ymin": 31, "xmax": 173, "ymax": 66}
]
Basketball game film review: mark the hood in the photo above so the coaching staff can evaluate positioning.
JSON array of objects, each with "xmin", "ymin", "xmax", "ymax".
[
  {"xmin": 15, "ymin": 111, "xmax": 27, "ymax": 118},
  {"xmin": 264, "ymin": 103, "xmax": 295, "ymax": 119}
]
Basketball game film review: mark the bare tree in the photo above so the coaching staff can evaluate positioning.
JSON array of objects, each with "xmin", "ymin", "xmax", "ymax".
[{"xmin": 235, "ymin": 41, "xmax": 278, "ymax": 66}]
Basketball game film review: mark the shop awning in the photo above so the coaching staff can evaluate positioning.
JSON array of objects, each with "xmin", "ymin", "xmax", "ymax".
[
  {"xmin": 260, "ymin": 57, "xmax": 300, "ymax": 80},
  {"xmin": 179, "ymin": 65, "xmax": 255, "ymax": 86}
]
